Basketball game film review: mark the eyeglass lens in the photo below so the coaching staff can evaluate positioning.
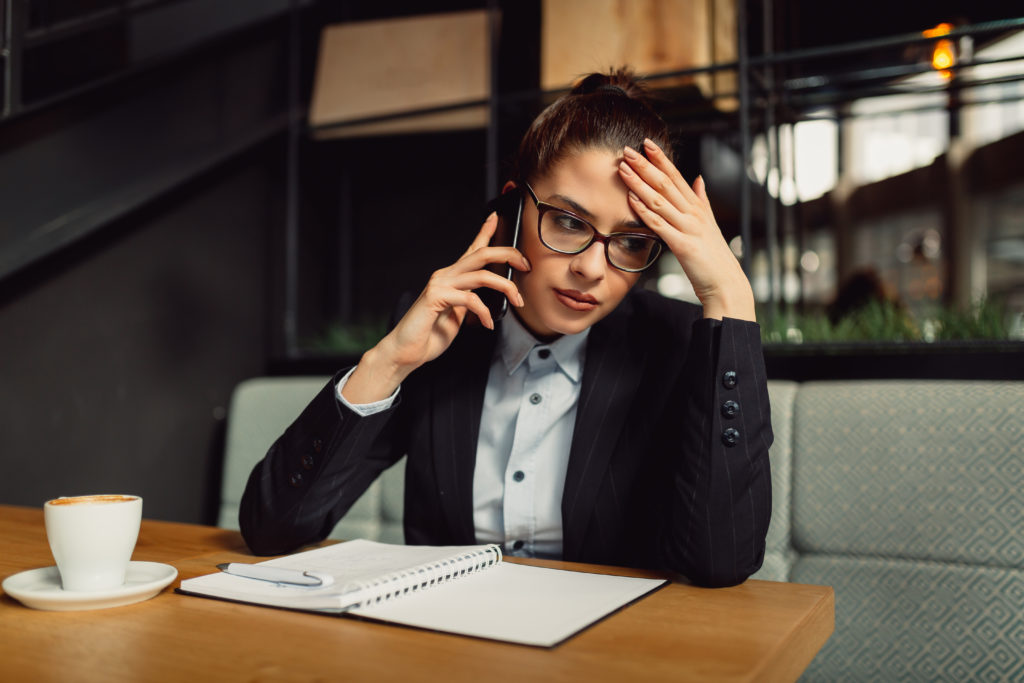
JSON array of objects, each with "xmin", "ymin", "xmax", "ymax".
[{"xmin": 539, "ymin": 209, "xmax": 661, "ymax": 271}]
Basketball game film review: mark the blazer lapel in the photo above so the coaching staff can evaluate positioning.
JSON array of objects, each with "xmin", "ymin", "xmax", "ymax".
[
  {"xmin": 430, "ymin": 325, "xmax": 496, "ymax": 544},
  {"xmin": 561, "ymin": 298, "xmax": 648, "ymax": 560}
]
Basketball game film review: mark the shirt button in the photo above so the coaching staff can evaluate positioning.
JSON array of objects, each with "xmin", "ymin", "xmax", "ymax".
[
  {"xmin": 288, "ymin": 472, "xmax": 304, "ymax": 487},
  {"xmin": 529, "ymin": 393, "xmax": 542, "ymax": 405},
  {"xmin": 537, "ymin": 349, "xmax": 551, "ymax": 359},
  {"xmin": 722, "ymin": 427, "xmax": 741, "ymax": 446},
  {"xmin": 512, "ymin": 470, "xmax": 525, "ymax": 482},
  {"xmin": 511, "ymin": 540, "xmax": 524, "ymax": 551},
  {"xmin": 301, "ymin": 454, "xmax": 315, "ymax": 470},
  {"xmin": 722, "ymin": 370, "xmax": 738, "ymax": 389},
  {"xmin": 312, "ymin": 438, "xmax": 324, "ymax": 453},
  {"xmin": 721, "ymin": 400, "xmax": 740, "ymax": 419}
]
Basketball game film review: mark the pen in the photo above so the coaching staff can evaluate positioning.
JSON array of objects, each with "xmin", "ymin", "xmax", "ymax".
[{"xmin": 217, "ymin": 562, "xmax": 327, "ymax": 587}]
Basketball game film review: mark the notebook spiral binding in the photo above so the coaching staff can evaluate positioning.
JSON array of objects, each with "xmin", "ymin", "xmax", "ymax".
[{"xmin": 355, "ymin": 544, "xmax": 503, "ymax": 605}]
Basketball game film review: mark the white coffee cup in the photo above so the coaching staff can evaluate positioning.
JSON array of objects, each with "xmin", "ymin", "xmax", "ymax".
[{"xmin": 44, "ymin": 494, "xmax": 143, "ymax": 592}]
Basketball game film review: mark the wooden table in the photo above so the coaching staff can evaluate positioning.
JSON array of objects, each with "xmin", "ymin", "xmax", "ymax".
[{"xmin": 0, "ymin": 504, "xmax": 833, "ymax": 682}]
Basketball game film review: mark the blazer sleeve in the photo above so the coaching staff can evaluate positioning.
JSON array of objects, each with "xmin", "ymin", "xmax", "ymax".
[
  {"xmin": 238, "ymin": 370, "xmax": 406, "ymax": 555},
  {"xmin": 659, "ymin": 316, "xmax": 773, "ymax": 587}
]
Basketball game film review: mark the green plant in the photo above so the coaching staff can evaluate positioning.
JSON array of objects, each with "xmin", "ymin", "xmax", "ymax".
[
  {"xmin": 306, "ymin": 319, "xmax": 388, "ymax": 355},
  {"xmin": 933, "ymin": 297, "xmax": 1010, "ymax": 340},
  {"xmin": 759, "ymin": 297, "xmax": 1014, "ymax": 344}
]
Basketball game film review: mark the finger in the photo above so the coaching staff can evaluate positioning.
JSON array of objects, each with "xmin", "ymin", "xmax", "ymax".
[
  {"xmin": 451, "ymin": 289, "xmax": 494, "ymax": 330},
  {"xmin": 454, "ymin": 245, "xmax": 531, "ymax": 275},
  {"xmin": 441, "ymin": 267, "xmax": 525, "ymax": 307},
  {"xmin": 626, "ymin": 189, "xmax": 693, "ymax": 250},
  {"xmin": 641, "ymin": 139, "xmax": 701, "ymax": 205},
  {"xmin": 418, "ymin": 282, "xmax": 494, "ymax": 330},
  {"xmin": 620, "ymin": 144, "xmax": 690, "ymax": 207},
  {"xmin": 463, "ymin": 212, "xmax": 499, "ymax": 256},
  {"xmin": 694, "ymin": 175, "xmax": 712, "ymax": 209},
  {"xmin": 619, "ymin": 160, "xmax": 692, "ymax": 232},
  {"xmin": 619, "ymin": 151, "xmax": 696, "ymax": 222},
  {"xmin": 475, "ymin": 271, "xmax": 525, "ymax": 308},
  {"xmin": 426, "ymin": 259, "xmax": 525, "ymax": 305}
]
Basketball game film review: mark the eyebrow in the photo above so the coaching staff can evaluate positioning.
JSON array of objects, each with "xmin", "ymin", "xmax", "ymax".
[{"xmin": 548, "ymin": 193, "xmax": 650, "ymax": 232}]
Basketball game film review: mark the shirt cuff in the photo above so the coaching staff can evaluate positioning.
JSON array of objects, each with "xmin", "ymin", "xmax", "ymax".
[{"xmin": 335, "ymin": 366, "xmax": 399, "ymax": 416}]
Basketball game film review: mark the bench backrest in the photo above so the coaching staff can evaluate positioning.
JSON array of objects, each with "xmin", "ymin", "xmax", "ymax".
[
  {"xmin": 218, "ymin": 376, "xmax": 404, "ymax": 544},
  {"xmin": 759, "ymin": 379, "xmax": 1024, "ymax": 681}
]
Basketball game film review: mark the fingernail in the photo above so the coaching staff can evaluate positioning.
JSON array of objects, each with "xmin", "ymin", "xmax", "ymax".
[
  {"xmin": 643, "ymin": 138, "xmax": 659, "ymax": 151},
  {"xmin": 622, "ymin": 146, "xmax": 640, "ymax": 160},
  {"xmin": 628, "ymin": 190, "xmax": 640, "ymax": 202},
  {"xmin": 517, "ymin": 292, "xmax": 525, "ymax": 307},
  {"xmin": 522, "ymin": 256, "xmax": 531, "ymax": 270},
  {"xmin": 618, "ymin": 161, "xmax": 634, "ymax": 176}
]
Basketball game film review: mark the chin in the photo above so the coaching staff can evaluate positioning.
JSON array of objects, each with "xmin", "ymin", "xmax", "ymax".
[{"xmin": 539, "ymin": 311, "xmax": 602, "ymax": 337}]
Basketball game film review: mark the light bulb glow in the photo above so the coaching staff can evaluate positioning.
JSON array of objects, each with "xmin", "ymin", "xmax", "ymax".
[{"xmin": 924, "ymin": 24, "xmax": 956, "ymax": 80}]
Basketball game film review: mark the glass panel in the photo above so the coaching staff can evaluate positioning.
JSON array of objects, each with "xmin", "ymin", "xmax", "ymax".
[
  {"xmin": 982, "ymin": 184, "xmax": 1024, "ymax": 339},
  {"xmin": 27, "ymin": 0, "xmax": 123, "ymax": 31},
  {"xmin": 21, "ymin": 24, "xmax": 126, "ymax": 104}
]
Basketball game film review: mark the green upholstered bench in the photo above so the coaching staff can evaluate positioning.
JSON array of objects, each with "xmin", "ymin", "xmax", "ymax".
[
  {"xmin": 754, "ymin": 379, "xmax": 1024, "ymax": 681},
  {"xmin": 220, "ymin": 376, "xmax": 1024, "ymax": 680},
  {"xmin": 217, "ymin": 376, "xmax": 406, "ymax": 545}
]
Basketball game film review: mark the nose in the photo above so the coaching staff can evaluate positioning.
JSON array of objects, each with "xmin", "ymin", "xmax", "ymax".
[{"xmin": 569, "ymin": 241, "xmax": 608, "ymax": 282}]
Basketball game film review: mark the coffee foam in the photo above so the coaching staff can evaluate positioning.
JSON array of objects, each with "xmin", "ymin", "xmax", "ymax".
[{"xmin": 47, "ymin": 495, "xmax": 139, "ymax": 506}]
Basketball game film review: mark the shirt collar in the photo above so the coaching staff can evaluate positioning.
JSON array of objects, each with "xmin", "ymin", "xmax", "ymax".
[{"xmin": 498, "ymin": 312, "xmax": 588, "ymax": 383}]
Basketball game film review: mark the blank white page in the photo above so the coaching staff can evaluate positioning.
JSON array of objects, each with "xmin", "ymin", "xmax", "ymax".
[{"xmin": 350, "ymin": 561, "xmax": 665, "ymax": 647}]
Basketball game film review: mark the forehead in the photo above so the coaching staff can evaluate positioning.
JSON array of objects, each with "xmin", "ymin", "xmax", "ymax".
[
  {"xmin": 532, "ymin": 147, "xmax": 643, "ymax": 227},
  {"xmin": 536, "ymin": 147, "xmax": 622, "ymax": 188},
  {"xmin": 534, "ymin": 148, "xmax": 632, "ymax": 205}
]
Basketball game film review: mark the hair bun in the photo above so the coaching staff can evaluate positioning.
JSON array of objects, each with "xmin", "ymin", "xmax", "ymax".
[
  {"xmin": 571, "ymin": 69, "xmax": 645, "ymax": 99},
  {"xmin": 595, "ymin": 84, "xmax": 628, "ymax": 96},
  {"xmin": 512, "ymin": 66, "xmax": 670, "ymax": 182}
]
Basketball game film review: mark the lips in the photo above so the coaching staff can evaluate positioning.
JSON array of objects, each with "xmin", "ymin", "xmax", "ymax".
[{"xmin": 554, "ymin": 288, "xmax": 599, "ymax": 311}]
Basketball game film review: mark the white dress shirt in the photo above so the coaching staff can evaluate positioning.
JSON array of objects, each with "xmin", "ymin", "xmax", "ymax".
[
  {"xmin": 336, "ymin": 314, "xmax": 588, "ymax": 559},
  {"xmin": 471, "ymin": 314, "xmax": 588, "ymax": 559}
]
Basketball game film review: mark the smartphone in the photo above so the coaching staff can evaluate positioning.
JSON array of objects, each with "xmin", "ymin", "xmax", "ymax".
[{"xmin": 476, "ymin": 189, "xmax": 524, "ymax": 322}]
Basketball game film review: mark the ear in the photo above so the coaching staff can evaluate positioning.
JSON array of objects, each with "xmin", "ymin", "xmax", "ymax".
[{"xmin": 501, "ymin": 180, "xmax": 518, "ymax": 195}]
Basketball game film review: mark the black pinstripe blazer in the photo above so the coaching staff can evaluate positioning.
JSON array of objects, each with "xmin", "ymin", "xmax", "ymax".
[{"xmin": 240, "ymin": 289, "xmax": 773, "ymax": 587}]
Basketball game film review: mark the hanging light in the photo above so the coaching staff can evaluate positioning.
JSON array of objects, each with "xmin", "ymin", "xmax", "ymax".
[{"xmin": 923, "ymin": 23, "xmax": 956, "ymax": 80}]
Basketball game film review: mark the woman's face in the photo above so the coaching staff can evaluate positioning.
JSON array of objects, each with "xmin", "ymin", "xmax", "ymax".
[{"xmin": 512, "ymin": 147, "xmax": 648, "ymax": 340}]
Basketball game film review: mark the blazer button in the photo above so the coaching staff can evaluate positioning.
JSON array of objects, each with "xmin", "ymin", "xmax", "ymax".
[
  {"xmin": 721, "ymin": 400, "xmax": 740, "ymax": 419},
  {"xmin": 722, "ymin": 370, "xmax": 738, "ymax": 389},
  {"xmin": 301, "ymin": 454, "xmax": 315, "ymax": 470},
  {"xmin": 312, "ymin": 438, "xmax": 324, "ymax": 454},
  {"xmin": 289, "ymin": 472, "xmax": 304, "ymax": 488},
  {"xmin": 722, "ymin": 427, "xmax": 740, "ymax": 446}
]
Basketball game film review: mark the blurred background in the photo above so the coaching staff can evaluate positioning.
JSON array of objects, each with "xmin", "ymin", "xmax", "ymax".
[{"xmin": 1, "ymin": 0, "xmax": 1021, "ymax": 523}]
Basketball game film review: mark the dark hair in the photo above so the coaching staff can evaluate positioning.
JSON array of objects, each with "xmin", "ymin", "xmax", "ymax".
[{"xmin": 512, "ymin": 68, "xmax": 672, "ymax": 183}]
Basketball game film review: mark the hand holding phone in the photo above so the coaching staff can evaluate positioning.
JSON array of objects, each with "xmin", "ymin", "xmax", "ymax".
[
  {"xmin": 340, "ymin": 207, "xmax": 527, "ymax": 404},
  {"xmin": 476, "ymin": 189, "xmax": 524, "ymax": 322}
]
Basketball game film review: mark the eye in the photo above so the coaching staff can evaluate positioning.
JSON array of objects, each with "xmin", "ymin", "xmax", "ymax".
[
  {"xmin": 552, "ymin": 212, "xmax": 590, "ymax": 233},
  {"xmin": 616, "ymin": 235, "xmax": 655, "ymax": 254}
]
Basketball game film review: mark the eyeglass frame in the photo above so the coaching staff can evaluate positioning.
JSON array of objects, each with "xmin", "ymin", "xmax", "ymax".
[{"xmin": 521, "ymin": 182, "xmax": 664, "ymax": 273}]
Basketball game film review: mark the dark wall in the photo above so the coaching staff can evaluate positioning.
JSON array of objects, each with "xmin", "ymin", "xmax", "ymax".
[
  {"xmin": 0, "ymin": 153, "xmax": 280, "ymax": 522},
  {"xmin": 0, "ymin": 9, "xmax": 292, "ymax": 523}
]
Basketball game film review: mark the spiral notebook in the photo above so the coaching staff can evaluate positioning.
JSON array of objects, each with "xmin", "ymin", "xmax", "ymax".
[{"xmin": 178, "ymin": 539, "xmax": 666, "ymax": 647}]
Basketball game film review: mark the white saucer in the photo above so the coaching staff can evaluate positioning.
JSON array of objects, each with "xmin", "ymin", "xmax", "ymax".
[{"xmin": 2, "ymin": 561, "xmax": 178, "ymax": 611}]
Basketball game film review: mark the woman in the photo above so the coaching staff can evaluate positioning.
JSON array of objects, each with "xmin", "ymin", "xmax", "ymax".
[{"xmin": 240, "ymin": 69, "xmax": 772, "ymax": 587}]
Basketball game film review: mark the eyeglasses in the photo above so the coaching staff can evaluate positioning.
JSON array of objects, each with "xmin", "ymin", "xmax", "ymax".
[{"xmin": 523, "ymin": 183, "xmax": 663, "ymax": 272}]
